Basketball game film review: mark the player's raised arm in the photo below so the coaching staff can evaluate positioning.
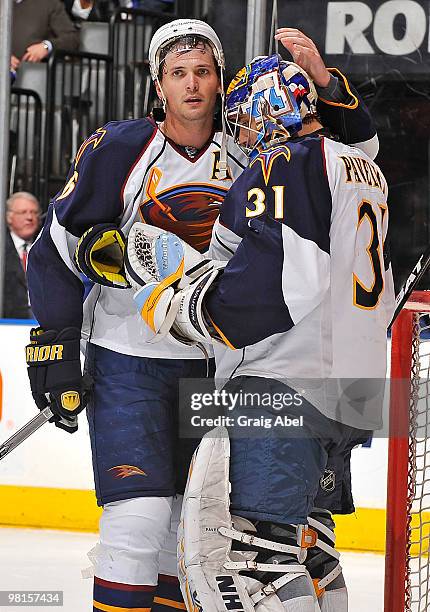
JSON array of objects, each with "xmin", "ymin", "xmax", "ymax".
[{"xmin": 276, "ymin": 27, "xmax": 378, "ymax": 159}]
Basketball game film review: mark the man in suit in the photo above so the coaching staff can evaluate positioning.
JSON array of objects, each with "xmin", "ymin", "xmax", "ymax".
[
  {"xmin": 11, "ymin": 0, "xmax": 80, "ymax": 73},
  {"xmin": 63, "ymin": 0, "xmax": 99, "ymax": 22},
  {"xmin": 4, "ymin": 192, "xmax": 41, "ymax": 319}
]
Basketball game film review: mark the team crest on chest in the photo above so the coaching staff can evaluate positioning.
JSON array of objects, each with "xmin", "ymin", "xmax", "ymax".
[
  {"xmin": 250, "ymin": 145, "xmax": 291, "ymax": 185},
  {"xmin": 139, "ymin": 167, "xmax": 229, "ymax": 252}
]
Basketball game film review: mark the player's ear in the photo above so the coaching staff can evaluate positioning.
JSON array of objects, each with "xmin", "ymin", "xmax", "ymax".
[{"xmin": 155, "ymin": 80, "xmax": 163, "ymax": 100}]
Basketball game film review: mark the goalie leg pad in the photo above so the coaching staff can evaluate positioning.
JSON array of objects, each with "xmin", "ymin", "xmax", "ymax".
[{"xmin": 177, "ymin": 427, "xmax": 316, "ymax": 612}]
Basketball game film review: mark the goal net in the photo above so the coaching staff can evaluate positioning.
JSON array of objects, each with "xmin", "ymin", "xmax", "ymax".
[{"xmin": 385, "ymin": 291, "xmax": 430, "ymax": 612}]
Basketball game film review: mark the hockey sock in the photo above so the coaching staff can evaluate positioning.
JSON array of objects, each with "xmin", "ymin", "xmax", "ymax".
[
  {"xmin": 152, "ymin": 574, "xmax": 186, "ymax": 612},
  {"xmin": 93, "ymin": 577, "xmax": 156, "ymax": 611}
]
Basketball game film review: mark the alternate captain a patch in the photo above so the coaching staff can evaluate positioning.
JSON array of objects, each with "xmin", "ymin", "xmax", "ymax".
[{"xmin": 139, "ymin": 168, "xmax": 229, "ymax": 252}]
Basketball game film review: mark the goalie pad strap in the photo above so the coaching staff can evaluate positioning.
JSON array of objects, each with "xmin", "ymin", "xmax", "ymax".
[
  {"xmin": 292, "ymin": 521, "xmax": 339, "ymax": 560},
  {"xmin": 305, "ymin": 516, "xmax": 342, "ymax": 594},
  {"xmin": 219, "ymin": 526, "xmax": 303, "ymax": 556},
  {"xmin": 307, "ymin": 516, "xmax": 335, "ymax": 543},
  {"xmin": 305, "ymin": 520, "xmax": 339, "ymax": 560},
  {"xmin": 223, "ymin": 561, "xmax": 306, "ymax": 573},
  {"xmin": 316, "ymin": 562, "xmax": 343, "ymax": 591},
  {"xmin": 250, "ymin": 570, "xmax": 307, "ymax": 605},
  {"xmin": 305, "ymin": 535, "xmax": 339, "ymax": 560}
]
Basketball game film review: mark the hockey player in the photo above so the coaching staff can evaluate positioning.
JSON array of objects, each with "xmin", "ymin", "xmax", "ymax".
[
  {"xmin": 25, "ymin": 18, "xmax": 381, "ymax": 612},
  {"xmin": 125, "ymin": 54, "xmax": 395, "ymax": 611}
]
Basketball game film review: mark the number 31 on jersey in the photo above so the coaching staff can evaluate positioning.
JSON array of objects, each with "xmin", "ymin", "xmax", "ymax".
[{"xmin": 353, "ymin": 199, "xmax": 388, "ymax": 310}]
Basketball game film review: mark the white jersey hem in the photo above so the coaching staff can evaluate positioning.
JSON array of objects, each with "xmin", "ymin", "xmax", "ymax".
[{"xmin": 88, "ymin": 337, "xmax": 212, "ymax": 360}]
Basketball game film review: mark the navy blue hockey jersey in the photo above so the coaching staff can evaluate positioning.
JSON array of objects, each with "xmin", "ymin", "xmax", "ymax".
[{"xmin": 208, "ymin": 134, "xmax": 395, "ymax": 429}]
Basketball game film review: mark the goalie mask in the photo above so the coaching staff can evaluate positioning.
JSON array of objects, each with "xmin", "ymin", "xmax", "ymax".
[{"xmin": 225, "ymin": 54, "xmax": 318, "ymax": 159}]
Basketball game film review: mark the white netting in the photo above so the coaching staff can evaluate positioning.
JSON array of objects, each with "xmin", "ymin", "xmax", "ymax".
[{"xmin": 405, "ymin": 311, "xmax": 430, "ymax": 611}]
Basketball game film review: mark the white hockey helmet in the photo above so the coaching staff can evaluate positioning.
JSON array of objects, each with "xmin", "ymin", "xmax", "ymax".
[{"xmin": 149, "ymin": 18, "xmax": 225, "ymax": 81}]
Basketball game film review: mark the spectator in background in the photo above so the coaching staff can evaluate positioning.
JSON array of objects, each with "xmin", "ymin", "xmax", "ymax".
[
  {"xmin": 11, "ymin": 0, "xmax": 80, "ymax": 73},
  {"xmin": 118, "ymin": 0, "xmax": 174, "ymax": 13},
  {"xmin": 63, "ymin": 0, "xmax": 99, "ymax": 22},
  {"xmin": 4, "ymin": 192, "xmax": 41, "ymax": 319},
  {"xmin": 91, "ymin": 0, "xmax": 173, "ymax": 19}
]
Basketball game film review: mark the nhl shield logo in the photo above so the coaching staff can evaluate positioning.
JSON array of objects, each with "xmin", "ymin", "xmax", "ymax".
[
  {"xmin": 320, "ymin": 469, "xmax": 336, "ymax": 492},
  {"xmin": 61, "ymin": 391, "xmax": 81, "ymax": 412}
]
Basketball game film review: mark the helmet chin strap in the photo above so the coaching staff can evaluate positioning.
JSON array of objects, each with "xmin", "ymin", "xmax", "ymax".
[
  {"xmin": 218, "ymin": 69, "xmax": 229, "ymax": 180},
  {"xmin": 154, "ymin": 77, "xmax": 167, "ymax": 114}
]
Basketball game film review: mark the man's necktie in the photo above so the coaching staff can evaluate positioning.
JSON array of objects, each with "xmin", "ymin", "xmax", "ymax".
[{"xmin": 21, "ymin": 242, "xmax": 28, "ymax": 272}]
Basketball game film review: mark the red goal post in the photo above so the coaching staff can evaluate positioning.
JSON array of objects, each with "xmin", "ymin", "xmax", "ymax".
[{"xmin": 385, "ymin": 290, "xmax": 430, "ymax": 612}]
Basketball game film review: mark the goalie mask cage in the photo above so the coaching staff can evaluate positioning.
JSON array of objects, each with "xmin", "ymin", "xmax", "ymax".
[{"xmin": 385, "ymin": 290, "xmax": 430, "ymax": 612}]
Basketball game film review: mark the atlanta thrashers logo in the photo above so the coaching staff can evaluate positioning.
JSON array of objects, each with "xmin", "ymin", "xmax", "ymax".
[
  {"xmin": 108, "ymin": 465, "xmax": 147, "ymax": 479},
  {"xmin": 139, "ymin": 175, "xmax": 228, "ymax": 252}
]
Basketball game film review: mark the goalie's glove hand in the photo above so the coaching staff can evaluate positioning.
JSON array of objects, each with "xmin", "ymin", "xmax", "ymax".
[
  {"xmin": 124, "ymin": 223, "xmax": 219, "ymax": 340},
  {"xmin": 125, "ymin": 223, "xmax": 215, "ymax": 291},
  {"xmin": 25, "ymin": 327, "xmax": 92, "ymax": 434}
]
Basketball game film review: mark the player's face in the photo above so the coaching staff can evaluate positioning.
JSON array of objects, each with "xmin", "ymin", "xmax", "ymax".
[
  {"xmin": 159, "ymin": 49, "xmax": 221, "ymax": 123},
  {"xmin": 7, "ymin": 197, "xmax": 40, "ymax": 241},
  {"xmin": 237, "ymin": 113, "xmax": 259, "ymax": 149}
]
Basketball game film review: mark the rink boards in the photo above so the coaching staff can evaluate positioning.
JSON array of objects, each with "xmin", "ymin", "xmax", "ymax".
[{"xmin": 0, "ymin": 321, "xmax": 399, "ymax": 551}]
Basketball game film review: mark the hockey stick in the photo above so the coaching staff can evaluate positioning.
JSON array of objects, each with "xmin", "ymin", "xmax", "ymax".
[
  {"xmin": 0, "ymin": 374, "xmax": 91, "ymax": 461},
  {"xmin": 0, "ymin": 406, "xmax": 53, "ymax": 461},
  {"xmin": 389, "ymin": 244, "xmax": 430, "ymax": 329}
]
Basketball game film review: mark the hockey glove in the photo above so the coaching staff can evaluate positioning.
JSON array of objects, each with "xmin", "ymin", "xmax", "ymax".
[
  {"xmin": 125, "ymin": 223, "xmax": 222, "ymax": 340},
  {"xmin": 25, "ymin": 327, "xmax": 91, "ymax": 433},
  {"xmin": 74, "ymin": 223, "xmax": 130, "ymax": 289}
]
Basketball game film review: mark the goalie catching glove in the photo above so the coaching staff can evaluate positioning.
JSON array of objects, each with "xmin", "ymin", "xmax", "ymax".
[
  {"xmin": 26, "ymin": 327, "xmax": 92, "ymax": 433},
  {"xmin": 124, "ymin": 223, "xmax": 225, "ymax": 344}
]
